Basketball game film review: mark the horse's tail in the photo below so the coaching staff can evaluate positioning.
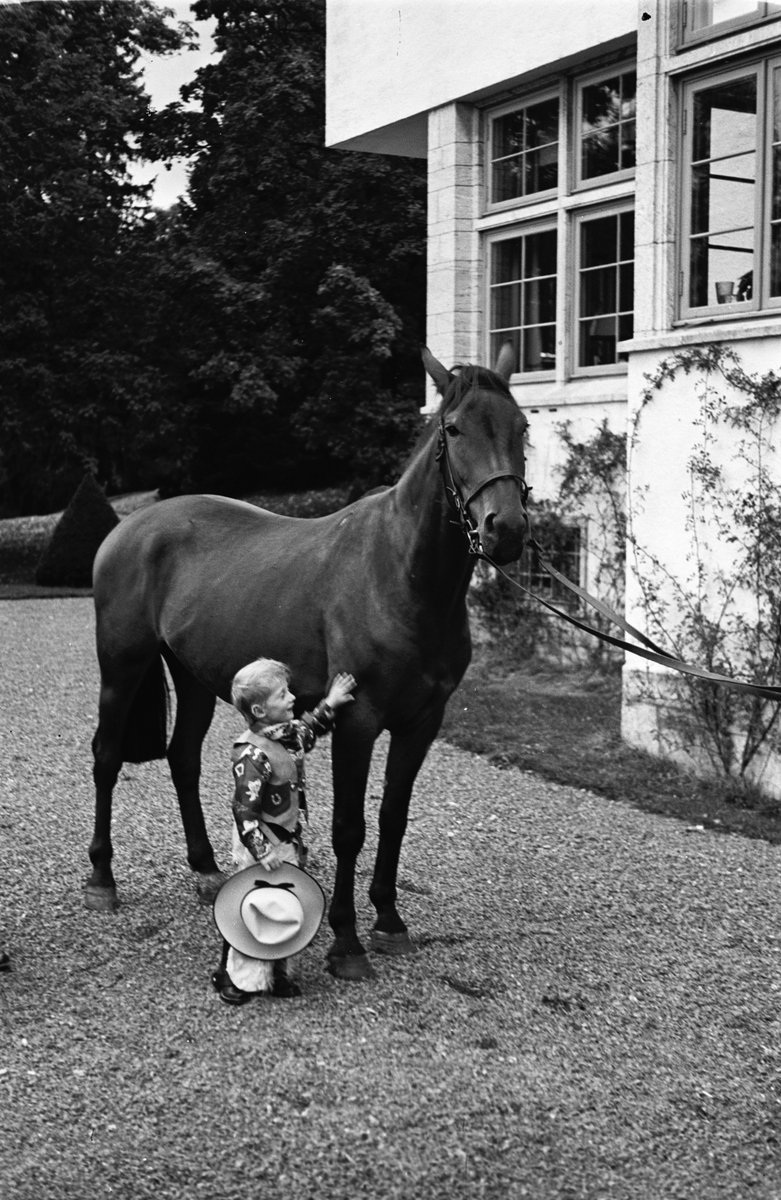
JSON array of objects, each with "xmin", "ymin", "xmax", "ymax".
[{"xmin": 121, "ymin": 654, "xmax": 170, "ymax": 763}]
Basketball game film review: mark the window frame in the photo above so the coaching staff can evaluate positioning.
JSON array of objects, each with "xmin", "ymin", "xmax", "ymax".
[
  {"xmin": 485, "ymin": 219, "xmax": 559, "ymax": 382},
  {"xmin": 680, "ymin": 1, "xmax": 781, "ymax": 47},
  {"xmin": 571, "ymin": 201, "xmax": 635, "ymax": 378},
  {"xmin": 485, "ymin": 86, "xmax": 562, "ymax": 214},
  {"xmin": 573, "ymin": 62, "xmax": 637, "ymax": 192},
  {"xmin": 678, "ymin": 56, "xmax": 781, "ymax": 321}
]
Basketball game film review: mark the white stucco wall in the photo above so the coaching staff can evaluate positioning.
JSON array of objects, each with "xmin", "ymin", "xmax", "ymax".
[
  {"xmin": 623, "ymin": 334, "xmax": 781, "ymax": 792},
  {"xmin": 326, "ymin": 0, "xmax": 638, "ymax": 156}
]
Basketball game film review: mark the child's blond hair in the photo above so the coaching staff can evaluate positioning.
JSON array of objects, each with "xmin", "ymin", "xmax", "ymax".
[{"xmin": 230, "ymin": 657, "xmax": 291, "ymax": 724}]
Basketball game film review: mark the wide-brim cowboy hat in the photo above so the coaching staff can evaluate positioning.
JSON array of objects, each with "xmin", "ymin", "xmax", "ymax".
[{"xmin": 213, "ymin": 862, "xmax": 326, "ymax": 960}]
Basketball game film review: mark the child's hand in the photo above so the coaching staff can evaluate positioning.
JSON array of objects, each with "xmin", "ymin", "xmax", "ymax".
[
  {"xmin": 326, "ymin": 672, "xmax": 356, "ymax": 711},
  {"xmin": 258, "ymin": 847, "xmax": 285, "ymax": 872}
]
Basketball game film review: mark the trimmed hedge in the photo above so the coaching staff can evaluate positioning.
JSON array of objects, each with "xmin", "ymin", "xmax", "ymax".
[{"xmin": 35, "ymin": 474, "xmax": 119, "ymax": 587}]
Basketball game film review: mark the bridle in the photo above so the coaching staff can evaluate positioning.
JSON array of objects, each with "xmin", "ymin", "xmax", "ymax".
[{"xmin": 435, "ymin": 411, "xmax": 530, "ymax": 556}]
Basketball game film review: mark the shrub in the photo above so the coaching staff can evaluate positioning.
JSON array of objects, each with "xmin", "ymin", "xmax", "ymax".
[{"xmin": 35, "ymin": 473, "xmax": 119, "ymax": 587}]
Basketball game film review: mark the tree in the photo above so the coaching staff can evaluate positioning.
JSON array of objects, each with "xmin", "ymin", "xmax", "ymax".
[
  {"xmin": 166, "ymin": 0, "xmax": 427, "ymax": 493},
  {"xmin": 0, "ymin": 0, "xmax": 188, "ymax": 514}
]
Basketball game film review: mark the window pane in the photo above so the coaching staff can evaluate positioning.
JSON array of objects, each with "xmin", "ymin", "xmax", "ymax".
[
  {"xmin": 581, "ymin": 70, "xmax": 636, "ymax": 180},
  {"xmin": 578, "ymin": 210, "xmax": 633, "ymax": 368},
  {"xmin": 526, "ymin": 229, "xmax": 557, "ymax": 276},
  {"xmin": 618, "ymin": 313, "xmax": 634, "ymax": 360},
  {"xmin": 493, "ymin": 159, "xmax": 526, "ymax": 204},
  {"xmin": 770, "ymin": 223, "xmax": 781, "ymax": 296},
  {"xmin": 492, "ymin": 283, "xmax": 521, "ymax": 330},
  {"xmin": 691, "ymin": 0, "xmax": 763, "ymax": 32},
  {"xmin": 620, "ymin": 119, "xmax": 636, "ymax": 170},
  {"xmin": 526, "ymin": 97, "xmax": 559, "ymax": 147},
  {"xmin": 619, "ymin": 262, "xmax": 634, "ymax": 312},
  {"xmin": 523, "ymin": 324, "xmax": 556, "ymax": 372},
  {"xmin": 579, "ymin": 316, "xmax": 617, "ymax": 367},
  {"xmin": 692, "ymin": 77, "xmax": 756, "ymax": 162},
  {"xmin": 582, "ymin": 129, "xmax": 619, "ymax": 178},
  {"xmin": 493, "ymin": 240, "xmax": 523, "ymax": 283},
  {"xmin": 489, "ymin": 231, "xmax": 557, "ymax": 375},
  {"xmin": 582, "ymin": 215, "xmax": 618, "ymax": 268},
  {"xmin": 526, "ymin": 143, "xmax": 558, "ymax": 193},
  {"xmin": 689, "ymin": 226, "xmax": 755, "ymax": 307},
  {"xmin": 491, "ymin": 99, "xmax": 558, "ymax": 202},
  {"xmin": 493, "ymin": 110, "xmax": 525, "ymax": 159},
  {"xmin": 524, "ymin": 276, "xmax": 556, "ymax": 324},
  {"xmin": 620, "ymin": 210, "xmax": 635, "ymax": 259},
  {"xmin": 584, "ymin": 77, "xmax": 620, "ymax": 130},
  {"xmin": 582, "ymin": 266, "xmax": 617, "ymax": 317}
]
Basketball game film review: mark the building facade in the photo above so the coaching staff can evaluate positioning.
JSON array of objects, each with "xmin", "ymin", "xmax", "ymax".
[{"xmin": 327, "ymin": 0, "xmax": 781, "ymax": 792}]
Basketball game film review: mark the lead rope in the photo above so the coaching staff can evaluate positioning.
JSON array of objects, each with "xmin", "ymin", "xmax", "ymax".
[{"xmin": 436, "ymin": 419, "xmax": 781, "ymax": 703}]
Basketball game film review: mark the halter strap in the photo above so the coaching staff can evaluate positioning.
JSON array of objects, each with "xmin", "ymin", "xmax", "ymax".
[
  {"xmin": 462, "ymin": 470, "xmax": 526, "ymax": 509},
  {"xmin": 436, "ymin": 416, "xmax": 530, "ymax": 554}
]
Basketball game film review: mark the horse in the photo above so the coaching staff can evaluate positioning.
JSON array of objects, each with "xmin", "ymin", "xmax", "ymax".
[{"xmin": 87, "ymin": 344, "xmax": 530, "ymax": 981}]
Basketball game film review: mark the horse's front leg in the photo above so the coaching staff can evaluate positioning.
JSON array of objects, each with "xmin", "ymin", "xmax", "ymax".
[
  {"xmin": 327, "ymin": 709, "xmax": 382, "ymax": 982},
  {"xmin": 369, "ymin": 704, "xmax": 445, "ymax": 955}
]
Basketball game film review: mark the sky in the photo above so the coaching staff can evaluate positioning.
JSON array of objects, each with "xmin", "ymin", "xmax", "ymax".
[{"xmin": 132, "ymin": 1, "xmax": 218, "ymax": 208}]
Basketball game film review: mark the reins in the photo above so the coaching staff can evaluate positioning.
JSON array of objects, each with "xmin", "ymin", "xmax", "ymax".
[{"xmin": 437, "ymin": 412, "xmax": 781, "ymax": 704}]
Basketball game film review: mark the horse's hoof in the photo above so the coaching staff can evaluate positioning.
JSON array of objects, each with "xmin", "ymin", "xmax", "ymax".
[
  {"xmin": 370, "ymin": 929, "xmax": 418, "ymax": 956},
  {"xmin": 84, "ymin": 884, "xmax": 119, "ymax": 913},
  {"xmin": 325, "ymin": 954, "xmax": 376, "ymax": 982},
  {"xmin": 194, "ymin": 872, "xmax": 229, "ymax": 905}
]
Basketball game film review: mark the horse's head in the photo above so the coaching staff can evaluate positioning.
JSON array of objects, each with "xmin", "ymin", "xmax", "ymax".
[{"xmin": 422, "ymin": 343, "xmax": 530, "ymax": 566}]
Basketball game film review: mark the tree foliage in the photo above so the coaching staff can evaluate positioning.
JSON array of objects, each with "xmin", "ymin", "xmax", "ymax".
[
  {"xmin": 168, "ymin": 0, "xmax": 427, "ymax": 494},
  {"xmin": 0, "ymin": 0, "xmax": 427, "ymax": 513},
  {"xmin": 0, "ymin": 0, "xmax": 188, "ymax": 513}
]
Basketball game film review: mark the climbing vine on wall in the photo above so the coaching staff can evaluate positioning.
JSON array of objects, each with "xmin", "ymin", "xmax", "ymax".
[{"xmin": 629, "ymin": 344, "xmax": 781, "ymax": 788}]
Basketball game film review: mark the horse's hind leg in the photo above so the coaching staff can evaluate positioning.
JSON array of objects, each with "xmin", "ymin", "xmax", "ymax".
[
  {"xmin": 162, "ymin": 649, "xmax": 224, "ymax": 903},
  {"xmin": 88, "ymin": 662, "xmax": 155, "ymax": 912},
  {"xmin": 369, "ymin": 705, "xmax": 445, "ymax": 955}
]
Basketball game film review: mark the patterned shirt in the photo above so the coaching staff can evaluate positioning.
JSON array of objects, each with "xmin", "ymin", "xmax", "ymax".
[{"xmin": 231, "ymin": 701, "xmax": 335, "ymax": 861}]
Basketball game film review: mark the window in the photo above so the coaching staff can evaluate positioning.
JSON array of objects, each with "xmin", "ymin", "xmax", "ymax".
[
  {"xmin": 484, "ymin": 62, "xmax": 635, "ymax": 381},
  {"xmin": 489, "ymin": 95, "xmax": 559, "ymax": 206},
  {"xmin": 489, "ymin": 228, "xmax": 557, "ymax": 375},
  {"xmin": 516, "ymin": 521, "xmax": 582, "ymax": 605},
  {"xmin": 681, "ymin": 0, "xmax": 781, "ymax": 44},
  {"xmin": 577, "ymin": 209, "xmax": 635, "ymax": 369},
  {"xmin": 680, "ymin": 59, "xmax": 781, "ymax": 316},
  {"xmin": 577, "ymin": 68, "xmax": 636, "ymax": 185}
]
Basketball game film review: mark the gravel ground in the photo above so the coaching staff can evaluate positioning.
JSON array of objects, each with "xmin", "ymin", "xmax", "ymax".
[{"xmin": 2, "ymin": 599, "xmax": 781, "ymax": 1200}]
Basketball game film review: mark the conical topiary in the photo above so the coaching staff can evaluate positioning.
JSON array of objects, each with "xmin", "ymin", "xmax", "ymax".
[{"xmin": 35, "ymin": 473, "xmax": 120, "ymax": 587}]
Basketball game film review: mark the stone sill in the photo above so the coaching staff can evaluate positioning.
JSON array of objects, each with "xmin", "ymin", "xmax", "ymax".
[{"xmin": 620, "ymin": 317, "xmax": 781, "ymax": 356}]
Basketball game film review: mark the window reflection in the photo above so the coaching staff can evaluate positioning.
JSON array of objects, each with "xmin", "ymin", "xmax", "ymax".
[
  {"xmin": 580, "ymin": 71, "xmax": 636, "ymax": 179},
  {"xmin": 690, "ymin": 0, "xmax": 780, "ymax": 34},
  {"xmin": 490, "ymin": 231, "xmax": 557, "ymax": 374},
  {"xmin": 492, "ymin": 97, "xmax": 559, "ymax": 203},
  {"xmin": 578, "ymin": 211, "xmax": 634, "ymax": 366},
  {"xmin": 689, "ymin": 76, "xmax": 756, "ymax": 307}
]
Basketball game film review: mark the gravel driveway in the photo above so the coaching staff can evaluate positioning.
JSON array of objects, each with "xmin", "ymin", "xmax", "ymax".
[{"xmin": 2, "ymin": 598, "xmax": 780, "ymax": 1199}]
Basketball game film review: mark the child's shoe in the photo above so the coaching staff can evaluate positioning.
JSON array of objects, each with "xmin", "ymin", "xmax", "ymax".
[{"xmin": 211, "ymin": 968, "xmax": 254, "ymax": 1006}]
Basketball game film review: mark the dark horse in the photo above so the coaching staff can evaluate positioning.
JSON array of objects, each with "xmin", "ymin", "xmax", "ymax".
[{"xmin": 87, "ymin": 345, "xmax": 529, "ymax": 980}]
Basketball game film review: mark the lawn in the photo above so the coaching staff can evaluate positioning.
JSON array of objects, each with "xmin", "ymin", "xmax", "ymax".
[{"xmin": 441, "ymin": 647, "xmax": 781, "ymax": 846}]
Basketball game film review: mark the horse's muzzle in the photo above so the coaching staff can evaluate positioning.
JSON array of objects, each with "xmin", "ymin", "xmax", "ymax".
[{"xmin": 479, "ymin": 505, "xmax": 529, "ymax": 565}]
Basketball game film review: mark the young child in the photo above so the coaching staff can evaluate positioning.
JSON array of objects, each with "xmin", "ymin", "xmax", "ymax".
[{"xmin": 212, "ymin": 658, "xmax": 356, "ymax": 1005}]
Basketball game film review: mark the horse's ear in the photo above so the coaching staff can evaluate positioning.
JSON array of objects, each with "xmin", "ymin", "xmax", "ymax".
[
  {"xmin": 421, "ymin": 346, "xmax": 454, "ymax": 396},
  {"xmin": 493, "ymin": 340, "xmax": 516, "ymax": 382}
]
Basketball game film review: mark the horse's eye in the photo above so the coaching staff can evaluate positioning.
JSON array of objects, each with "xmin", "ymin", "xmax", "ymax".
[{"xmin": 445, "ymin": 425, "xmax": 460, "ymax": 438}]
